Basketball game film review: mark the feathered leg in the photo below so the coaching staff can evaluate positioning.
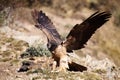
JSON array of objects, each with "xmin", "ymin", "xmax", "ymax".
[
  {"xmin": 51, "ymin": 61, "xmax": 57, "ymax": 72},
  {"xmin": 57, "ymin": 55, "xmax": 69, "ymax": 72}
]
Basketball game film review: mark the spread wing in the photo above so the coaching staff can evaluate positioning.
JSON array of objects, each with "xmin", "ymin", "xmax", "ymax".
[
  {"xmin": 32, "ymin": 10, "xmax": 62, "ymax": 51},
  {"xmin": 63, "ymin": 11, "xmax": 111, "ymax": 52}
]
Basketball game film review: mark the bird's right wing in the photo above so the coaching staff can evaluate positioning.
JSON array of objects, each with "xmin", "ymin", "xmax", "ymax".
[{"xmin": 63, "ymin": 11, "xmax": 111, "ymax": 52}]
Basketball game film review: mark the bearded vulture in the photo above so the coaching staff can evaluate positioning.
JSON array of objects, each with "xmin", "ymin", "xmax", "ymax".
[{"xmin": 31, "ymin": 10, "xmax": 111, "ymax": 72}]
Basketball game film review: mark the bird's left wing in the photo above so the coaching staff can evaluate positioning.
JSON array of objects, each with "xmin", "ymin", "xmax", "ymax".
[{"xmin": 32, "ymin": 10, "xmax": 62, "ymax": 51}]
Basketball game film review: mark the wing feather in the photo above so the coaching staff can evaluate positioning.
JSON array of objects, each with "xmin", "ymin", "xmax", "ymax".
[
  {"xmin": 32, "ymin": 10, "xmax": 62, "ymax": 51},
  {"xmin": 63, "ymin": 11, "xmax": 111, "ymax": 51}
]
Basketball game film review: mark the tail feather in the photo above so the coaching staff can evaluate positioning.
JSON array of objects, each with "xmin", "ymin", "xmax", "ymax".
[{"xmin": 68, "ymin": 62, "xmax": 87, "ymax": 72}]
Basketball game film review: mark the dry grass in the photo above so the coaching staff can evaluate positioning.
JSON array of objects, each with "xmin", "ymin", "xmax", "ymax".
[
  {"xmin": 31, "ymin": 71, "xmax": 102, "ymax": 80},
  {"xmin": 0, "ymin": 32, "xmax": 29, "ymax": 62}
]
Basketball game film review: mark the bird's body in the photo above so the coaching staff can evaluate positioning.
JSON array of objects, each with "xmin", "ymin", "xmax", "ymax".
[{"xmin": 32, "ymin": 10, "xmax": 111, "ymax": 72}]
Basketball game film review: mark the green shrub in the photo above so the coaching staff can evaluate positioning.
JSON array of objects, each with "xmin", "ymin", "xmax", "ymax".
[{"xmin": 21, "ymin": 45, "xmax": 51, "ymax": 58}]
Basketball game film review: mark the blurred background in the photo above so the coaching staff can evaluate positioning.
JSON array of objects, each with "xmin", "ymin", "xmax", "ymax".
[{"xmin": 0, "ymin": 0, "xmax": 120, "ymax": 68}]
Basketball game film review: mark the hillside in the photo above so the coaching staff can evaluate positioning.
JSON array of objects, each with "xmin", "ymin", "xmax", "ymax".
[{"xmin": 0, "ymin": 0, "xmax": 120, "ymax": 80}]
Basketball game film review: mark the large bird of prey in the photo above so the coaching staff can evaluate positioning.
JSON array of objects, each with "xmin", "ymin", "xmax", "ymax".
[{"xmin": 32, "ymin": 10, "xmax": 111, "ymax": 72}]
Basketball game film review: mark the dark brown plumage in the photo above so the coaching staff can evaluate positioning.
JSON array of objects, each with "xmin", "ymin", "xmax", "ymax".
[
  {"xmin": 63, "ymin": 11, "xmax": 111, "ymax": 52},
  {"xmin": 32, "ymin": 10, "xmax": 111, "ymax": 72},
  {"xmin": 32, "ymin": 10, "xmax": 62, "ymax": 52}
]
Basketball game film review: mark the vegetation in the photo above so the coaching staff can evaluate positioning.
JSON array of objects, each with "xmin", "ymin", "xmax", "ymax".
[
  {"xmin": 0, "ymin": 32, "xmax": 29, "ymax": 62},
  {"xmin": 21, "ymin": 45, "xmax": 51, "ymax": 58},
  {"xmin": 30, "ymin": 71, "xmax": 102, "ymax": 80}
]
